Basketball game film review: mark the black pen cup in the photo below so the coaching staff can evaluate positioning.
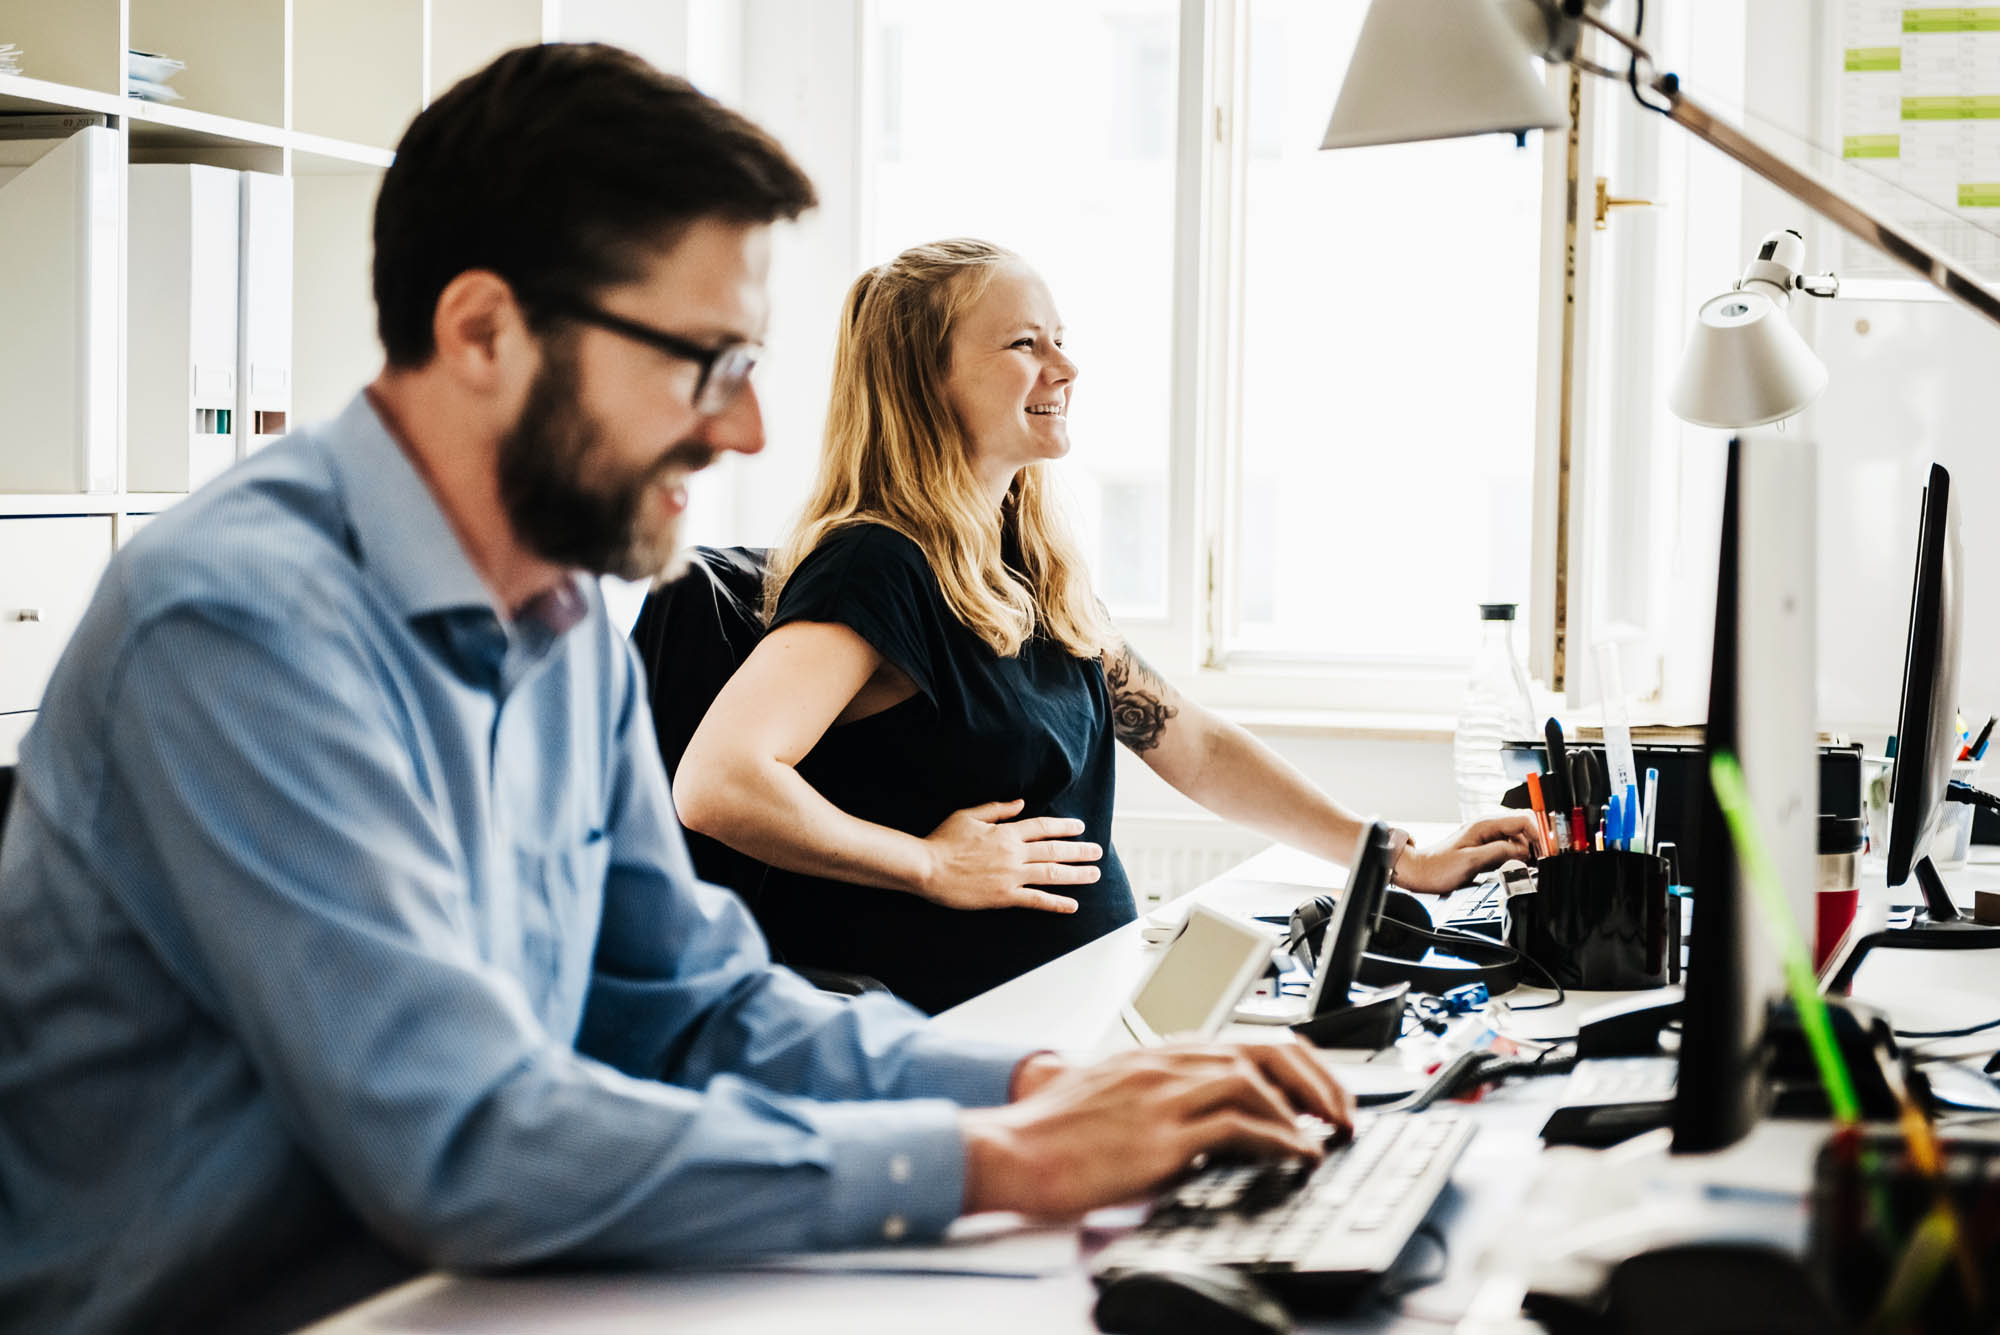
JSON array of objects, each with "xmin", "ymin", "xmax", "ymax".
[{"xmin": 1508, "ymin": 850, "xmax": 1673, "ymax": 990}]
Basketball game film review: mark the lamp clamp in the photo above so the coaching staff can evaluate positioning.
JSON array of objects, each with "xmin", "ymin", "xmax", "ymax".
[{"xmin": 1735, "ymin": 228, "xmax": 1839, "ymax": 308}]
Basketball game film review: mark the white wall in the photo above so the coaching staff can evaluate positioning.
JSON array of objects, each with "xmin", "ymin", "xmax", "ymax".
[
  {"xmin": 1115, "ymin": 732, "xmax": 1458, "ymax": 828},
  {"xmin": 1744, "ymin": 0, "xmax": 2000, "ymax": 746},
  {"xmin": 1806, "ymin": 298, "xmax": 2000, "ymax": 743}
]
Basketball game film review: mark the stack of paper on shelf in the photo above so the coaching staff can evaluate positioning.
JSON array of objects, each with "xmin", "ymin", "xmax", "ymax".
[{"xmin": 126, "ymin": 49, "xmax": 184, "ymax": 103}]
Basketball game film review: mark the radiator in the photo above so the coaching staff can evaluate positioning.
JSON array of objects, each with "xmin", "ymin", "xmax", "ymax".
[{"xmin": 1113, "ymin": 813, "xmax": 1272, "ymax": 910}]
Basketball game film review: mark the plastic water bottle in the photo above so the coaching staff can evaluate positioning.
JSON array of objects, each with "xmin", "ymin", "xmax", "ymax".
[{"xmin": 1453, "ymin": 604, "xmax": 1538, "ymax": 823}]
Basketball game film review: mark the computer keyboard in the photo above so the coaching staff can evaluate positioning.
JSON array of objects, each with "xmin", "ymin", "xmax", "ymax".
[
  {"xmin": 1092, "ymin": 1110, "xmax": 1475, "ymax": 1311},
  {"xmin": 1436, "ymin": 878, "xmax": 1508, "ymax": 938}
]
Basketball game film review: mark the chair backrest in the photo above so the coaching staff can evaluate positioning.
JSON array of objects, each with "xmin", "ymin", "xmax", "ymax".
[
  {"xmin": 630, "ymin": 547, "xmax": 774, "ymax": 905},
  {"xmin": 630, "ymin": 549, "xmax": 889, "ymax": 998}
]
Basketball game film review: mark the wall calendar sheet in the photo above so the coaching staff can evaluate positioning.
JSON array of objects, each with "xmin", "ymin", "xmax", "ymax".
[{"xmin": 1838, "ymin": 3, "xmax": 2000, "ymax": 278}]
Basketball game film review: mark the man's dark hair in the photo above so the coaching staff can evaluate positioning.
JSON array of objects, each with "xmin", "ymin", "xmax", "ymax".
[{"xmin": 373, "ymin": 43, "xmax": 817, "ymax": 367}]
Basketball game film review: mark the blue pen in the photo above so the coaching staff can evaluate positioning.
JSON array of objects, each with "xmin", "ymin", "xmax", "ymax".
[
  {"xmin": 1606, "ymin": 793, "xmax": 1622, "ymax": 851},
  {"xmin": 1623, "ymin": 783, "xmax": 1639, "ymax": 851}
]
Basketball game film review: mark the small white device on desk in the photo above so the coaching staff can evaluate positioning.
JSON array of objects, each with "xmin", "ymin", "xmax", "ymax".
[{"xmin": 1121, "ymin": 902, "xmax": 1272, "ymax": 1045}]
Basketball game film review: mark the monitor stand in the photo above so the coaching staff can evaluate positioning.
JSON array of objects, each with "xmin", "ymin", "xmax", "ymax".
[
  {"xmin": 1908, "ymin": 854, "xmax": 2000, "ymax": 930},
  {"xmin": 1826, "ymin": 854, "xmax": 2000, "ymax": 992}
]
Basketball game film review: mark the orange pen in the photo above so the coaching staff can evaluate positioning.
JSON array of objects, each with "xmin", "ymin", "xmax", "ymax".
[{"xmin": 1525, "ymin": 771, "xmax": 1553, "ymax": 859}]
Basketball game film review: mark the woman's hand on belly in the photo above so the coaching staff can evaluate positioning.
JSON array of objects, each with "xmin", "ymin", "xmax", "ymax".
[{"xmin": 918, "ymin": 799, "xmax": 1100, "ymax": 913}]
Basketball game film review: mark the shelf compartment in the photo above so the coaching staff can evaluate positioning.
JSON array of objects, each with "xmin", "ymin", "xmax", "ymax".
[
  {"xmin": 429, "ymin": 0, "xmax": 546, "ymax": 102},
  {"xmin": 0, "ymin": 0, "xmax": 122, "ymax": 97},
  {"xmin": 292, "ymin": 0, "xmax": 424, "ymax": 153},
  {"xmin": 128, "ymin": 0, "xmax": 286, "ymax": 128}
]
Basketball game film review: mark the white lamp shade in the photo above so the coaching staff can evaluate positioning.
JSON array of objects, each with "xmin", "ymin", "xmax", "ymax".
[
  {"xmin": 1668, "ymin": 289, "xmax": 1829, "ymax": 429},
  {"xmin": 1322, "ymin": 0, "xmax": 1567, "ymax": 149}
]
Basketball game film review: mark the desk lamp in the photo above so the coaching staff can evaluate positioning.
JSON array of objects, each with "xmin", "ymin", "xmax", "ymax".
[{"xmin": 1668, "ymin": 228, "xmax": 1837, "ymax": 430}]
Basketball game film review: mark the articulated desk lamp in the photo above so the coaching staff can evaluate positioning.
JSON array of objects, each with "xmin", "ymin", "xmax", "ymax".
[{"xmin": 1668, "ymin": 227, "xmax": 1835, "ymax": 430}]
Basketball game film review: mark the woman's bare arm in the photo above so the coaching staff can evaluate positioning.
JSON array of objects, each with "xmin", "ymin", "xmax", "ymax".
[
  {"xmin": 675, "ymin": 622, "xmax": 1096, "ymax": 912},
  {"xmin": 1102, "ymin": 642, "xmax": 1536, "ymax": 891}
]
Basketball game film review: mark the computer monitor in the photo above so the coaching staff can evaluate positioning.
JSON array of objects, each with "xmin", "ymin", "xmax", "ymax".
[
  {"xmin": 1298, "ymin": 820, "xmax": 1398, "ymax": 1020},
  {"xmin": 1673, "ymin": 434, "xmax": 1823, "ymax": 1154},
  {"xmin": 1826, "ymin": 463, "xmax": 2000, "ymax": 988},
  {"xmin": 1885, "ymin": 465, "xmax": 1989, "ymax": 918}
]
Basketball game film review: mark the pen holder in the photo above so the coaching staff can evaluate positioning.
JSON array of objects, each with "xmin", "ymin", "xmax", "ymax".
[
  {"xmin": 1807, "ymin": 1127, "xmax": 2000, "ymax": 1329},
  {"xmin": 1508, "ymin": 851, "xmax": 1674, "ymax": 991}
]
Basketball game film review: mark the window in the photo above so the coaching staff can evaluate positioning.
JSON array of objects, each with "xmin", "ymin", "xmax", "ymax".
[
  {"xmin": 1225, "ymin": 0, "xmax": 1543, "ymax": 667},
  {"xmin": 863, "ymin": 0, "xmax": 1180, "ymax": 618},
  {"xmin": 827, "ymin": 0, "xmax": 1565, "ymax": 711}
]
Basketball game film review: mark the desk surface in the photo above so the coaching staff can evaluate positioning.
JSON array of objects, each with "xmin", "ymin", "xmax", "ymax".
[{"xmin": 308, "ymin": 838, "xmax": 2000, "ymax": 1334}]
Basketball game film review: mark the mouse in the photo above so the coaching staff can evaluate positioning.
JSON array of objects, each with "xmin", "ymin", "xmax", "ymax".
[{"xmin": 1092, "ymin": 1257, "xmax": 1292, "ymax": 1335}]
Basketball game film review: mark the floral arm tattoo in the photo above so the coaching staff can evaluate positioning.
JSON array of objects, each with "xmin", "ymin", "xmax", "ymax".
[{"xmin": 1105, "ymin": 643, "xmax": 1179, "ymax": 754}]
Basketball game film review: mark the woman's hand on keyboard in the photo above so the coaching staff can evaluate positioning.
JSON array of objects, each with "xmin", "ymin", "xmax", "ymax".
[
  {"xmin": 959, "ymin": 1043, "xmax": 1353, "ymax": 1218},
  {"xmin": 1389, "ymin": 815, "xmax": 1541, "ymax": 893}
]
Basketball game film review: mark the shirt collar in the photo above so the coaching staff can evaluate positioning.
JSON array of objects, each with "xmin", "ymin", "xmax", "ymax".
[{"xmin": 323, "ymin": 390, "xmax": 592, "ymax": 642}]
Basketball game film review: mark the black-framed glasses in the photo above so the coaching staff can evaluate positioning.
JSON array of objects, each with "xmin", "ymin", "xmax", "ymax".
[{"xmin": 535, "ymin": 294, "xmax": 761, "ymax": 415}]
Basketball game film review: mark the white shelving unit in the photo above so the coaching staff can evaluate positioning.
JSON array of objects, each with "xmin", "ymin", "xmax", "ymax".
[{"xmin": 0, "ymin": 0, "xmax": 637, "ymax": 760}]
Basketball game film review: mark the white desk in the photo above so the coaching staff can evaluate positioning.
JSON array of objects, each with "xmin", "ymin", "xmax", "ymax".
[
  {"xmin": 307, "ymin": 839, "xmax": 2000, "ymax": 1334},
  {"xmin": 933, "ymin": 835, "xmax": 1637, "ymax": 1058}
]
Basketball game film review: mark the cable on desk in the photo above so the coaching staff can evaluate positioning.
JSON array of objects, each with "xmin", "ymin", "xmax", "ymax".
[
  {"xmin": 1399, "ymin": 1050, "xmax": 1500, "ymax": 1113},
  {"xmin": 1895, "ymin": 1016, "xmax": 2000, "ymax": 1040},
  {"xmin": 1392, "ymin": 1044, "xmax": 1581, "ymax": 1115},
  {"xmin": 1501, "ymin": 949, "xmax": 1567, "ymax": 1012}
]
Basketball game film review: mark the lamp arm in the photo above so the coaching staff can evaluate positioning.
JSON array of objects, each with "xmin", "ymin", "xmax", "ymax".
[{"xmin": 1569, "ymin": 6, "xmax": 2000, "ymax": 331}]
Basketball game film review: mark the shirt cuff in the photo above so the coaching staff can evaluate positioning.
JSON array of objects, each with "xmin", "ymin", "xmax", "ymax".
[
  {"xmin": 811, "ymin": 1098, "xmax": 968, "ymax": 1247},
  {"xmin": 894, "ymin": 1032, "xmax": 1034, "ymax": 1108},
  {"xmin": 847, "ymin": 992, "xmax": 1033, "ymax": 1107}
]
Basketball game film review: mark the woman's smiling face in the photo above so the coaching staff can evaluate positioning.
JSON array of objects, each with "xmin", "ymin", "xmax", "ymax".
[{"xmin": 944, "ymin": 259, "xmax": 1078, "ymax": 498}]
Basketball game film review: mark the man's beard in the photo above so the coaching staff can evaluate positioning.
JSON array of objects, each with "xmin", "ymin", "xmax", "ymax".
[{"xmin": 496, "ymin": 341, "xmax": 710, "ymax": 584}]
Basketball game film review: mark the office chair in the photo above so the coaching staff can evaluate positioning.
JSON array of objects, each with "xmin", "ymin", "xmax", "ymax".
[{"xmin": 631, "ymin": 549, "xmax": 884, "ymax": 998}]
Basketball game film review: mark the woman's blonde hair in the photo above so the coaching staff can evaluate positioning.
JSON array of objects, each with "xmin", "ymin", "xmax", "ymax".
[{"xmin": 764, "ymin": 238, "xmax": 1112, "ymax": 659}]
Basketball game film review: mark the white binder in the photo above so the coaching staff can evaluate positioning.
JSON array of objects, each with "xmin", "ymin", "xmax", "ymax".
[
  {"xmin": 236, "ymin": 170, "xmax": 292, "ymax": 458},
  {"xmin": 128, "ymin": 163, "xmax": 241, "ymax": 494},
  {"xmin": 0, "ymin": 127, "xmax": 119, "ymax": 493}
]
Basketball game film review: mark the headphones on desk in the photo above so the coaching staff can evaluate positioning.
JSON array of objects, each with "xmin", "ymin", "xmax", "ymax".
[{"xmin": 1287, "ymin": 888, "xmax": 1531, "ymax": 997}]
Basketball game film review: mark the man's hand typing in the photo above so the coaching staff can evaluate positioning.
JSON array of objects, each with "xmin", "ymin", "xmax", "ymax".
[{"xmin": 963, "ymin": 1044, "xmax": 1354, "ymax": 1219}]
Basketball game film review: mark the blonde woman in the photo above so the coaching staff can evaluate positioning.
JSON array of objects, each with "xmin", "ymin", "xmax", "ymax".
[{"xmin": 675, "ymin": 239, "xmax": 1536, "ymax": 1014}]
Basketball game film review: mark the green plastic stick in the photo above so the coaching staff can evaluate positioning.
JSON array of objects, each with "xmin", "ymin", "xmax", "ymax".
[{"xmin": 1708, "ymin": 752, "xmax": 1863, "ymax": 1125}]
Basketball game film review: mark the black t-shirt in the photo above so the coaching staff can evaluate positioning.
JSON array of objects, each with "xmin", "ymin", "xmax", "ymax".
[{"xmin": 762, "ymin": 522, "xmax": 1135, "ymax": 1013}]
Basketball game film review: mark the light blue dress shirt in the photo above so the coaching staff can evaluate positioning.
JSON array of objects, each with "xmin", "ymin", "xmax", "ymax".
[{"xmin": 0, "ymin": 393, "xmax": 1030, "ymax": 1333}]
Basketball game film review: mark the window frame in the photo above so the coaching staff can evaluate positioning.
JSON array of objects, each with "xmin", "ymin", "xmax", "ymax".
[{"xmin": 1109, "ymin": 0, "xmax": 1578, "ymax": 719}]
